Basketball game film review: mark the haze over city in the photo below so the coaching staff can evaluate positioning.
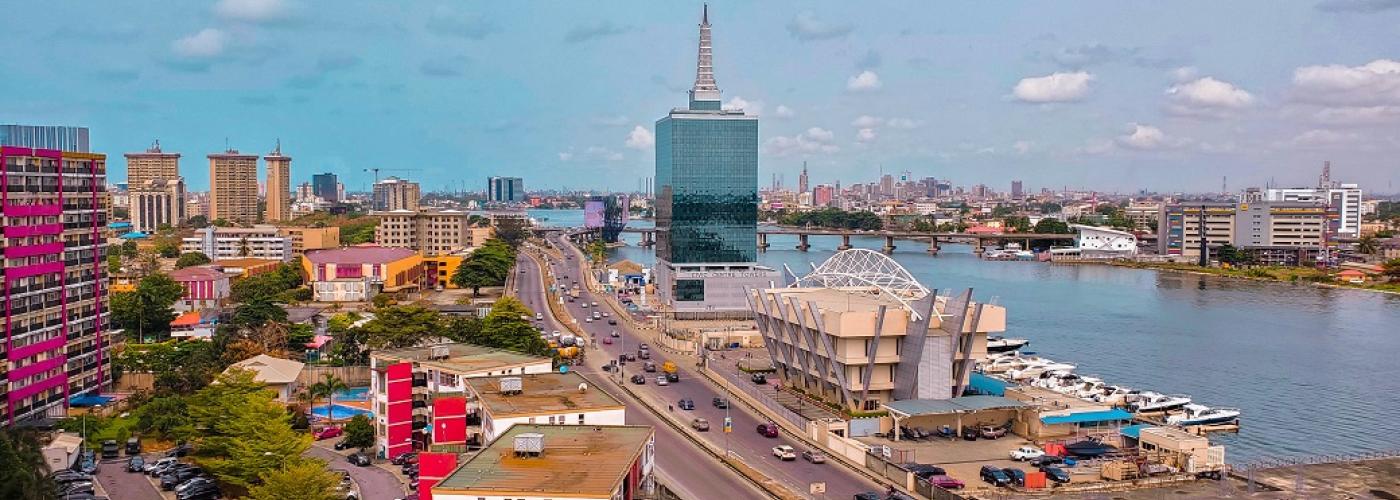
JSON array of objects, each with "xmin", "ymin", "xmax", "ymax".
[{"xmin": 4, "ymin": 0, "xmax": 1399, "ymax": 193}]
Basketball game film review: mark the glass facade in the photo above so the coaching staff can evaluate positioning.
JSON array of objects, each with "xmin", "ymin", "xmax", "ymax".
[
  {"xmin": 655, "ymin": 110, "xmax": 759, "ymax": 264},
  {"xmin": 0, "ymin": 125, "xmax": 90, "ymax": 152},
  {"xmin": 313, "ymin": 173, "xmax": 339, "ymax": 202}
]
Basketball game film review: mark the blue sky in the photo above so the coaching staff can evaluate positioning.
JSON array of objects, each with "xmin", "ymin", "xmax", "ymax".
[{"xmin": 3, "ymin": 0, "xmax": 1399, "ymax": 194}]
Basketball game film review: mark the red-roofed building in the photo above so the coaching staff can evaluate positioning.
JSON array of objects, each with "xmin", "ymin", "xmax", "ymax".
[
  {"xmin": 168, "ymin": 265, "xmax": 231, "ymax": 312},
  {"xmin": 300, "ymin": 246, "xmax": 424, "ymax": 302},
  {"xmin": 170, "ymin": 310, "xmax": 218, "ymax": 340}
]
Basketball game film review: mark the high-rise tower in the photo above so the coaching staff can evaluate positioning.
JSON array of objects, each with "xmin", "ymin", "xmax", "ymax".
[
  {"xmin": 264, "ymin": 140, "xmax": 291, "ymax": 222},
  {"xmin": 208, "ymin": 149, "xmax": 259, "ymax": 225}
]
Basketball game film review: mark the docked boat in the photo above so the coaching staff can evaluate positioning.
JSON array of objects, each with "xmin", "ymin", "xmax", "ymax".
[
  {"xmin": 1166, "ymin": 404, "xmax": 1241, "ymax": 426},
  {"xmin": 1091, "ymin": 386, "xmax": 1141, "ymax": 406},
  {"xmin": 1006, "ymin": 361, "xmax": 1076, "ymax": 381},
  {"xmin": 1065, "ymin": 439, "xmax": 1117, "ymax": 458},
  {"xmin": 986, "ymin": 336, "xmax": 1030, "ymax": 353},
  {"xmin": 1128, "ymin": 392, "xmax": 1192, "ymax": 413}
]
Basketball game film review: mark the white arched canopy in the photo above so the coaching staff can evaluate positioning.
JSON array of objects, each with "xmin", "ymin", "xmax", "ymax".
[{"xmin": 792, "ymin": 248, "xmax": 932, "ymax": 317}]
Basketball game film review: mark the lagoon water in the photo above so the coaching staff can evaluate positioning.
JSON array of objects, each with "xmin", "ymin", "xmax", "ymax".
[{"xmin": 533, "ymin": 209, "xmax": 1400, "ymax": 463}]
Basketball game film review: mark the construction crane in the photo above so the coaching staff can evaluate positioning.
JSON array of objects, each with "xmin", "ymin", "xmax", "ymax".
[{"xmin": 363, "ymin": 167, "xmax": 420, "ymax": 184}]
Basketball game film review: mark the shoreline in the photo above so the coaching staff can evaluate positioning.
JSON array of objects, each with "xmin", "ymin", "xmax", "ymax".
[{"xmin": 1088, "ymin": 261, "xmax": 1400, "ymax": 297}]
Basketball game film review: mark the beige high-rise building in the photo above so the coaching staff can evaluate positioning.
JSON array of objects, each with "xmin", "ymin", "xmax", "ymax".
[
  {"xmin": 372, "ymin": 177, "xmax": 420, "ymax": 211},
  {"xmin": 264, "ymin": 142, "xmax": 291, "ymax": 222},
  {"xmin": 373, "ymin": 209, "xmax": 494, "ymax": 256},
  {"xmin": 124, "ymin": 140, "xmax": 180, "ymax": 187},
  {"xmin": 208, "ymin": 149, "xmax": 259, "ymax": 225},
  {"xmin": 130, "ymin": 177, "xmax": 187, "ymax": 233}
]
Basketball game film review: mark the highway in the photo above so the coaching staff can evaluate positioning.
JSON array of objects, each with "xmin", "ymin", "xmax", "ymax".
[
  {"xmin": 524, "ymin": 235, "xmax": 883, "ymax": 499},
  {"xmin": 513, "ymin": 250, "xmax": 774, "ymax": 500}
]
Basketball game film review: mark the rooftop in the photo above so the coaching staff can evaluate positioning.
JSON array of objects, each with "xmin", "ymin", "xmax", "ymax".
[
  {"xmin": 373, "ymin": 343, "xmax": 550, "ymax": 376},
  {"xmin": 303, "ymin": 246, "xmax": 417, "ymax": 265},
  {"xmin": 213, "ymin": 257, "xmax": 280, "ymax": 268},
  {"xmin": 225, "ymin": 354, "xmax": 304, "ymax": 385},
  {"xmin": 168, "ymin": 265, "xmax": 226, "ymax": 282},
  {"xmin": 467, "ymin": 373, "xmax": 623, "ymax": 418},
  {"xmin": 883, "ymin": 395, "xmax": 1030, "ymax": 418},
  {"xmin": 433, "ymin": 424, "xmax": 653, "ymax": 497}
]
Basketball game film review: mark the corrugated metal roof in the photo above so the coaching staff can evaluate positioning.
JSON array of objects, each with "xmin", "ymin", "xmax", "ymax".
[{"xmin": 1040, "ymin": 408, "xmax": 1133, "ymax": 425}]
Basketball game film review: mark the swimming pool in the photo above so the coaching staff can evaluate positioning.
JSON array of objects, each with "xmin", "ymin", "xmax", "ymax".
[
  {"xmin": 333, "ymin": 387, "xmax": 370, "ymax": 401},
  {"xmin": 310, "ymin": 404, "xmax": 373, "ymax": 420}
]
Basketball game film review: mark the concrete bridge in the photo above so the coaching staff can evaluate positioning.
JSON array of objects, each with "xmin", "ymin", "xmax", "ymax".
[{"xmin": 614, "ymin": 226, "xmax": 1076, "ymax": 255}]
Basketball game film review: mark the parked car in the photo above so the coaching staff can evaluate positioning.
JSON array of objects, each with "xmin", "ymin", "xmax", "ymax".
[
  {"xmin": 610, "ymin": 331, "xmax": 620, "ymax": 337},
  {"xmin": 391, "ymin": 452, "xmax": 418, "ymax": 466},
  {"xmin": 905, "ymin": 464, "xmax": 946, "ymax": 479},
  {"xmin": 160, "ymin": 467, "xmax": 205, "ymax": 490},
  {"xmin": 927, "ymin": 475, "xmax": 965, "ymax": 490},
  {"xmin": 678, "ymin": 398, "xmax": 695, "ymax": 410},
  {"xmin": 1039, "ymin": 465, "xmax": 1072, "ymax": 484},
  {"xmin": 1002, "ymin": 467, "xmax": 1027, "ymax": 486},
  {"xmin": 79, "ymin": 458, "xmax": 97, "ymax": 475},
  {"xmin": 348, "ymin": 453, "xmax": 373, "ymax": 467},
  {"xmin": 625, "ymin": 353, "xmax": 637, "ymax": 361},
  {"xmin": 712, "ymin": 397, "xmax": 729, "ymax": 408},
  {"xmin": 314, "ymin": 427, "xmax": 343, "ymax": 440},
  {"xmin": 144, "ymin": 457, "xmax": 177, "ymax": 475},
  {"xmin": 750, "ymin": 373, "xmax": 767, "ymax": 384},
  {"xmin": 801, "ymin": 450, "xmax": 827, "ymax": 464},
  {"xmin": 402, "ymin": 463, "xmax": 419, "ymax": 477},
  {"xmin": 630, "ymin": 374, "xmax": 646, "ymax": 385},
  {"xmin": 756, "ymin": 422, "xmax": 779, "ymax": 438},
  {"xmin": 691, "ymin": 418, "xmax": 710, "ymax": 431},
  {"xmin": 166, "ymin": 443, "xmax": 193, "ymax": 457},
  {"xmin": 51, "ymin": 472, "xmax": 91, "ymax": 485},
  {"xmin": 961, "ymin": 427, "xmax": 979, "ymax": 441},
  {"xmin": 100, "ymin": 440, "xmax": 120, "ymax": 459},
  {"xmin": 175, "ymin": 477, "xmax": 215, "ymax": 495},
  {"xmin": 334, "ymin": 439, "xmax": 352, "ymax": 450},
  {"xmin": 853, "ymin": 493, "xmax": 882, "ymax": 500},
  {"xmin": 771, "ymin": 445, "xmax": 797, "ymax": 461},
  {"xmin": 980, "ymin": 425, "xmax": 1008, "ymax": 439},
  {"xmin": 60, "ymin": 481, "xmax": 94, "ymax": 496},
  {"xmin": 176, "ymin": 480, "xmax": 220, "ymax": 500},
  {"xmin": 638, "ymin": 350, "xmax": 650, "ymax": 360},
  {"xmin": 1010, "ymin": 445, "xmax": 1045, "ymax": 461},
  {"xmin": 980, "ymin": 465, "xmax": 1011, "ymax": 487},
  {"xmin": 124, "ymin": 455, "xmax": 144, "ymax": 473},
  {"xmin": 602, "ymin": 337, "xmax": 613, "ymax": 344},
  {"xmin": 1029, "ymin": 455, "xmax": 1064, "ymax": 467}
]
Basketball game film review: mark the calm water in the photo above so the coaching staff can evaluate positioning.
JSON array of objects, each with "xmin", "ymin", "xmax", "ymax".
[{"xmin": 548, "ymin": 210, "xmax": 1400, "ymax": 463}]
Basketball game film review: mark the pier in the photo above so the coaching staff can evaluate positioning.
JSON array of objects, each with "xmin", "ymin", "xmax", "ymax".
[{"xmin": 615, "ymin": 227, "xmax": 1074, "ymax": 255}]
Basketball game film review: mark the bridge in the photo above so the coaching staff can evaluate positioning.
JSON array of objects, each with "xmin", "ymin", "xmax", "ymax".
[{"xmin": 609, "ymin": 226, "xmax": 1076, "ymax": 255}]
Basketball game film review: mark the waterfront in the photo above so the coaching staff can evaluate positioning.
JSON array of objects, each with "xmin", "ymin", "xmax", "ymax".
[{"xmin": 531, "ymin": 210, "xmax": 1400, "ymax": 463}]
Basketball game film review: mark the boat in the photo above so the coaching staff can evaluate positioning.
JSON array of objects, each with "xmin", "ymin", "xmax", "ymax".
[
  {"xmin": 1128, "ymin": 392, "xmax": 1192, "ymax": 413},
  {"xmin": 1065, "ymin": 439, "xmax": 1118, "ymax": 458},
  {"xmin": 1091, "ymin": 386, "xmax": 1141, "ymax": 406},
  {"xmin": 986, "ymin": 336, "xmax": 1030, "ymax": 353},
  {"xmin": 1166, "ymin": 404, "xmax": 1241, "ymax": 426},
  {"xmin": 1006, "ymin": 361, "xmax": 1076, "ymax": 381}
]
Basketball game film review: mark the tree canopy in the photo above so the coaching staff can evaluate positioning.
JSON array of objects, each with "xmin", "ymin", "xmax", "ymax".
[
  {"xmin": 175, "ymin": 252, "xmax": 212, "ymax": 269},
  {"xmin": 451, "ymin": 238, "xmax": 518, "ymax": 296},
  {"xmin": 778, "ymin": 208, "xmax": 883, "ymax": 230},
  {"xmin": 247, "ymin": 460, "xmax": 341, "ymax": 500},
  {"xmin": 111, "ymin": 273, "xmax": 186, "ymax": 342}
]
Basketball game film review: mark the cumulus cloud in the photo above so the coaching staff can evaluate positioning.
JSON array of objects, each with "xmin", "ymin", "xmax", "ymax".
[
  {"xmin": 1291, "ymin": 59, "xmax": 1400, "ymax": 106},
  {"xmin": 786, "ymin": 11, "xmax": 853, "ymax": 41},
  {"xmin": 625, "ymin": 126, "xmax": 654, "ymax": 150},
  {"xmin": 847, "ymin": 70, "xmax": 882, "ymax": 91},
  {"xmin": 1311, "ymin": 105, "xmax": 1400, "ymax": 125},
  {"xmin": 1170, "ymin": 66, "xmax": 1199, "ymax": 82},
  {"xmin": 172, "ymin": 28, "xmax": 228, "ymax": 58},
  {"xmin": 1116, "ymin": 123, "xmax": 1186, "ymax": 150},
  {"xmin": 773, "ymin": 105, "xmax": 795, "ymax": 119},
  {"xmin": 564, "ymin": 21, "xmax": 631, "ymax": 43},
  {"xmin": 856, "ymin": 128, "xmax": 877, "ymax": 143},
  {"xmin": 1012, "ymin": 71, "xmax": 1094, "ymax": 103},
  {"xmin": 1315, "ymin": 0, "xmax": 1400, "ymax": 12},
  {"xmin": 425, "ymin": 9, "xmax": 495, "ymax": 39},
  {"xmin": 214, "ymin": 0, "xmax": 290, "ymax": 23},
  {"xmin": 723, "ymin": 96, "xmax": 764, "ymax": 116},
  {"xmin": 766, "ymin": 127, "xmax": 839, "ymax": 156},
  {"xmin": 1166, "ymin": 77, "xmax": 1255, "ymax": 117}
]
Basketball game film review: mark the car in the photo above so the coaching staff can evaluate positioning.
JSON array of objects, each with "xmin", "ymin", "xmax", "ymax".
[
  {"xmin": 585, "ymin": 318, "xmax": 592, "ymax": 323},
  {"xmin": 144, "ymin": 457, "xmax": 177, "ymax": 475},
  {"xmin": 638, "ymin": 343, "xmax": 649, "ymax": 351},
  {"xmin": 656, "ymin": 376, "xmax": 669, "ymax": 386},
  {"xmin": 712, "ymin": 397, "xmax": 729, "ymax": 408},
  {"xmin": 802, "ymin": 450, "xmax": 827, "ymax": 464},
  {"xmin": 126, "ymin": 456, "xmax": 145, "ymax": 472},
  {"xmin": 535, "ymin": 313, "xmax": 543, "ymax": 320},
  {"xmin": 610, "ymin": 331, "xmax": 620, "ymax": 338},
  {"xmin": 1010, "ymin": 445, "xmax": 1045, "ymax": 461},
  {"xmin": 176, "ymin": 482, "xmax": 220, "ymax": 500},
  {"xmin": 772, "ymin": 445, "xmax": 797, "ymax": 460},
  {"xmin": 602, "ymin": 337, "xmax": 613, "ymax": 344},
  {"xmin": 60, "ymin": 482, "xmax": 94, "ymax": 496},
  {"xmin": 175, "ymin": 477, "xmax": 215, "ymax": 494},
  {"xmin": 1029, "ymin": 455, "xmax": 1064, "ymax": 467},
  {"xmin": 392, "ymin": 452, "xmax": 419, "ymax": 466},
  {"xmin": 1002, "ymin": 467, "xmax": 1027, "ymax": 486},
  {"xmin": 678, "ymin": 398, "xmax": 695, "ymax": 410},
  {"xmin": 904, "ymin": 464, "xmax": 947, "ymax": 479},
  {"xmin": 980, "ymin": 425, "xmax": 1008, "ymax": 439},
  {"xmin": 79, "ymin": 458, "xmax": 97, "ymax": 475},
  {"xmin": 591, "ymin": 301, "xmax": 598, "ymax": 307},
  {"xmin": 314, "ymin": 427, "xmax": 343, "ymax": 440},
  {"xmin": 160, "ymin": 467, "xmax": 204, "ymax": 490},
  {"xmin": 630, "ymin": 374, "xmax": 646, "ymax": 385},
  {"xmin": 52, "ymin": 471, "xmax": 91, "ymax": 485},
  {"xmin": 666, "ymin": 372, "xmax": 680, "ymax": 382},
  {"xmin": 961, "ymin": 427, "xmax": 979, "ymax": 441},
  {"xmin": 100, "ymin": 440, "xmax": 120, "ymax": 459},
  {"xmin": 638, "ymin": 350, "xmax": 650, "ymax": 360},
  {"xmin": 601, "ymin": 363, "xmax": 615, "ymax": 372},
  {"xmin": 402, "ymin": 463, "xmax": 419, "ymax": 476},
  {"xmin": 927, "ymin": 475, "xmax": 965, "ymax": 489},
  {"xmin": 625, "ymin": 353, "xmax": 637, "ymax": 361},
  {"xmin": 1039, "ymin": 465, "xmax": 1072, "ymax": 484},
  {"xmin": 165, "ymin": 443, "xmax": 193, "ymax": 457},
  {"xmin": 691, "ymin": 418, "xmax": 710, "ymax": 431},
  {"xmin": 334, "ymin": 439, "xmax": 352, "ymax": 450},
  {"xmin": 348, "ymin": 453, "xmax": 373, "ymax": 467},
  {"xmin": 643, "ymin": 362, "xmax": 657, "ymax": 372},
  {"xmin": 607, "ymin": 319, "xmax": 617, "ymax": 325},
  {"xmin": 756, "ymin": 422, "xmax": 779, "ymax": 438},
  {"xmin": 979, "ymin": 465, "xmax": 1011, "ymax": 487},
  {"xmin": 853, "ymin": 493, "xmax": 883, "ymax": 500},
  {"xmin": 750, "ymin": 373, "xmax": 767, "ymax": 384}
]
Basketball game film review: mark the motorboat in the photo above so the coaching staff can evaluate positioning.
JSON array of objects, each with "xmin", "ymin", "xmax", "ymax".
[
  {"xmin": 1167, "ymin": 404, "xmax": 1241, "ymax": 426},
  {"xmin": 1128, "ymin": 392, "xmax": 1192, "ymax": 413},
  {"xmin": 1064, "ymin": 439, "xmax": 1117, "ymax": 458},
  {"xmin": 1091, "ymin": 386, "xmax": 1140, "ymax": 406},
  {"xmin": 1007, "ymin": 361, "xmax": 1076, "ymax": 381},
  {"xmin": 981, "ymin": 355, "xmax": 1041, "ymax": 374},
  {"xmin": 986, "ymin": 336, "xmax": 1030, "ymax": 353}
]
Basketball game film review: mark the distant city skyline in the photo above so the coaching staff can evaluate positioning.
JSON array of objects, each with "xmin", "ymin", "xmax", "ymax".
[{"xmin": 3, "ymin": 1, "xmax": 1400, "ymax": 193}]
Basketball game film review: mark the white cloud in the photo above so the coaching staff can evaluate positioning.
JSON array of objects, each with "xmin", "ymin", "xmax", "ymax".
[
  {"xmin": 885, "ymin": 118, "xmax": 922, "ymax": 129},
  {"xmin": 786, "ymin": 11, "xmax": 853, "ymax": 41},
  {"xmin": 1312, "ymin": 105, "xmax": 1400, "ymax": 125},
  {"xmin": 1170, "ymin": 66, "xmax": 1199, "ymax": 82},
  {"xmin": 847, "ymin": 70, "xmax": 882, "ymax": 91},
  {"xmin": 1291, "ymin": 59, "xmax": 1400, "ymax": 106},
  {"xmin": 214, "ymin": 0, "xmax": 290, "ymax": 23},
  {"xmin": 723, "ymin": 96, "xmax": 764, "ymax": 116},
  {"xmin": 624, "ymin": 126, "xmax": 654, "ymax": 150},
  {"xmin": 1012, "ymin": 71, "xmax": 1094, "ymax": 103},
  {"xmin": 766, "ymin": 127, "xmax": 839, "ymax": 157},
  {"xmin": 856, "ymin": 128, "xmax": 877, "ymax": 143},
  {"xmin": 172, "ymin": 28, "xmax": 228, "ymax": 58},
  {"xmin": 585, "ymin": 146, "xmax": 624, "ymax": 162},
  {"xmin": 1285, "ymin": 129, "xmax": 1362, "ymax": 148},
  {"xmin": 1116, "ymin": 123, "xmax": 1186, "ymax": 150},
  {"xmin": 557, "ymin": 152, "xmax": 574, "ymax": 161},
  {"xmin": 773, "ymin": 105, "xmax": 795, "ymax": 119},
  {"xmin": 1013, "ymin": 140, "xmax": 1033, "ymax": 154},
  {"xmin": 851, "ymin": 115, "xmax": 882, "ymax": 128},
  {"xmin": 1166, "ymin": 77, "xmax": 1255, "ymax": 117}
]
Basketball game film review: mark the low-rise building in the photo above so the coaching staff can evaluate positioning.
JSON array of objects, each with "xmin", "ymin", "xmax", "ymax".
[
  {"xmin": 181, "ymin": 225, "xmax": 293, "ymax": 262},
  {"xmin": 430, "ymin": 424, "xmax": 656, "ymax": 500},
  {"xmin": 170, "ymin": 310, "xmax": 219, "ymax": 340},
  {"xmin": 212, "ymin": 257, "xmax": 281, "ymax": 279},
  {"xmin": 279, "ymin": 226, "xmax": 340, "ymax": 256},
  {"xmin": 224, "ymin": 354, "xmax": 304, "ymax": 402},
  {"xmin": 466, "ymin": 373, "xmax": 626, "ymax": 444},
  {"xmin": 168, "ymin": 265, "xmax": 230, "ymax": 312},
  {"xmin": 301, "ymin": 246, "xmax": 424, "ymax": 302},
  {"xmin": 373, "ymin": 209, "xmax": 494, "ymax": 256},
  {"xmin": 1050, "ymin": 224, "xmax": 1138, "ymax": 260},
  {"xmin": 1157, "ymin": 202, "xmax": 1237, "ymax": 259}
]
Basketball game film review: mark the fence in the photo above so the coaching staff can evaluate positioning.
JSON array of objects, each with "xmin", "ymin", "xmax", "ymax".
[
  {"xmin": 714, "ymin": 365, "xmax": 810, "ymax": 430},
  {"xmin": 299, "ymin": 365, "xmax": 371, "ymax": 386},
  {"xmin": 114, "ymin": 372, "xmax": 155, "ymax": 392}
]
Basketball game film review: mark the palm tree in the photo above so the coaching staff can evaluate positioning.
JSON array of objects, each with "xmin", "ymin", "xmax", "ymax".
[
  {"xmin": 1357, "ymin": 235, "xmax": 1379, "ymax": 255},
  {"xmin": 0, "ymin": 429, "xmax": 58, "ymax": 500},
  {"xmin": 238, "ymin": 236, "xmax": 252, "ymax": 257},
  {"xmin": 312, "ymin": 374, "xmax": 349, "ymax": 423}
]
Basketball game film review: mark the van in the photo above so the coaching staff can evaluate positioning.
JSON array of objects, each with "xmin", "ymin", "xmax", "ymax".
[
  {"xmin": 126, "ymin": 437, "xmax": 141, "ymax": 455},
  {"xmin": 101, "ymin": 440, "xmax": 119, "ymax": 459}
]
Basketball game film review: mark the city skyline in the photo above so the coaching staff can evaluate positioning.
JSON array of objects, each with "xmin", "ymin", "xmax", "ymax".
[{"xmin": 3, "ymin": 1, "xmax": 1400, "ymax": 193}]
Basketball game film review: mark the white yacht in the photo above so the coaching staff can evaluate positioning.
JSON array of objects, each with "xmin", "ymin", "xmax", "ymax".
[
  {"xmin": 1167, "ymin": 404, "xmax": 1241, "ymax": 426},
  {"xmin": 1007, "ymin": 361, "xmax": 1076, "ymax": 381},
  {"xmin": 986, "ymin": 336, "xmax": 1030, "ymax": 353},
  {"xmin": 1128, "ymin": 392, "xmax": 1192, "ymax": 413}
]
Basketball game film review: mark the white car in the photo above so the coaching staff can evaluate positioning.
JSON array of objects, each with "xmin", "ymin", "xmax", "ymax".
[
  {"xmin": 772, "ymin": 445, "xmax": 797, "ymax": 461},
  {"xmin": 656, "ymin": 376, "xmax": 669, "ymax": 386},
  {"xmin": 1010, "ymin": 445, "xmax": 1045, "ymax": 461}
]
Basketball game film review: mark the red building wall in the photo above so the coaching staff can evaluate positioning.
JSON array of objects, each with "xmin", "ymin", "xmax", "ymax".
[
  {"xmin": 418, "ymin": 452, "xmax": 459, "ymax": 500},
  {"xmin": 432, "ymin": 397, "xmax": 467, "ymax": 445},
  {"xmin": 385, "ymin": 362, "xmax": 414, "ymax": 460}
]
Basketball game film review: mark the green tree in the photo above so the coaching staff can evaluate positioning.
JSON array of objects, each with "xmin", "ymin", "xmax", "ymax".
[
  {"xmin": 477, "ymin": 297, "xmax": 552, "ymax": 356},
  {"xmin": 134, "ymin": 396, "xmax": 195, "ymax": 442},
  {"xmin": 190, "ymin": 369, "xmax": 312, "ymax": 491},
  {"xmin": 185, "ymin": 215, "xmax": 209, "ymax": 228},
  {"xmin": 1382, "ymin": 258, "xmax": 1400, "ymax": 279},
  {"xmin": 120, "ymin": 239, "xmax": 140, "ymax": 258},
  {"xmin": 339, "ymin": 218, "xmax": 378, "ymax": 245},
  {"xmin": 237, "ymin": 237, "xmax": 252, "ymax": 257},
  {"xmin": 152, "ymin": 234, "xmax": 182, "ymax": 258},
  {"xmin": 310, "ymin": 374, "xmax": 349, "ymax": 428},
  {"xmin": 1033, "ymin": 218, "xmax": 1072, "ymax": 234},
  {"xmin": 175, "ymin": 252, "xmax": 212, "ymax": 269},
  {"xmin": 232, "ymin": 298, "xmax": 290, "ymax": 329},
  {"xmin": 0, "ymin": 429, "xmax": 58, "ymax": 500},
  {"xmin": 108, "ymin": 252, "xmax": 123, "ymax": 274},
  {"xmin": 248, "ymin": 460, "xmax": 341, "ymax": 500},
  {"xmin": 111, "ymin": 273, "xmax": 186, "ymax": 342},
  {"xmin": 231, "ymin": 263, "xmax": 304, "ymax": 303},
  {"xmin": 1039, "ymin": 202, "xmax": 1063, "ymax": 214},
  {"xmin": 587, "ymin": 239, "xmax": 607, "ymax": 265},
  {"xmin": 358, "ymin": 305, "xmax": 443, "ymax": 349},
  {"xmin": 1216, "ymin": 244, "xmax": 1245, "ymax": 265},
  {"xmin": 1356, "ymin": 235, "xmax": 1379, "ymax": 255},
  {"xmin": 341, "ymin": 414, "xmax": 374, "ymax": 450}
]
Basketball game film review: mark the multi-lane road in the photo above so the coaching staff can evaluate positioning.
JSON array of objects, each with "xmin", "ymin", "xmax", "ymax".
[{"xmin": 517, "ymin": 236, "xmax": 882, "ymax": 499}]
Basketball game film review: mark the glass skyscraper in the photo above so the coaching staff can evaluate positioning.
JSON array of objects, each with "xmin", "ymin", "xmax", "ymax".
[
  {"xmin": 0, "ymin": 124, "xmax": 90, "ymax": 152},
  {"xmin": 313, "ymin": 172, "xmax": 339, "ymax": 202}
]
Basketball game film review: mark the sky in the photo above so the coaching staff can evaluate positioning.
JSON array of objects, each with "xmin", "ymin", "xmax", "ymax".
[{"xmin": 3, "ymin": 0, "xmax": 1400, "ymax": 195}]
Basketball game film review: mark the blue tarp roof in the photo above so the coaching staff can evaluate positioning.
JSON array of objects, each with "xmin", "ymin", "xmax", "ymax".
[
  {"xmin": 119, "ymin": 232, "xmax": 148, "ymax": 239},
  {"xmin": 68, "ymin": 394, "xmax": 114, "ymax": 407},
  {"xmin": 1119, "ymin": 424, "xmax": 1152, "ymax": 439},
  {"xmin": 1040, "ymin": 408, "xmax": 1133, "ymax": 425},
  {"xmin": 969, "ymin": 373, "xmax": 1009, "ymax": 396},
  {"xmin": 107, "ymin": 222, "xmax": 132, "ymax": 229}
]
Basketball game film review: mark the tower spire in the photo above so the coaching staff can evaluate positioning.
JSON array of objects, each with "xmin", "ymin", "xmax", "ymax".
[{"xmin": 689, "ymin": 4, "xmax": 722, "ymax": 108}]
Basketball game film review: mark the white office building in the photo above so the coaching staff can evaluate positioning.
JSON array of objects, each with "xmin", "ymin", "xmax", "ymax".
[{"xmin": 1265, "ymin": 185, "xmax": 1363, "ymax": 238}]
